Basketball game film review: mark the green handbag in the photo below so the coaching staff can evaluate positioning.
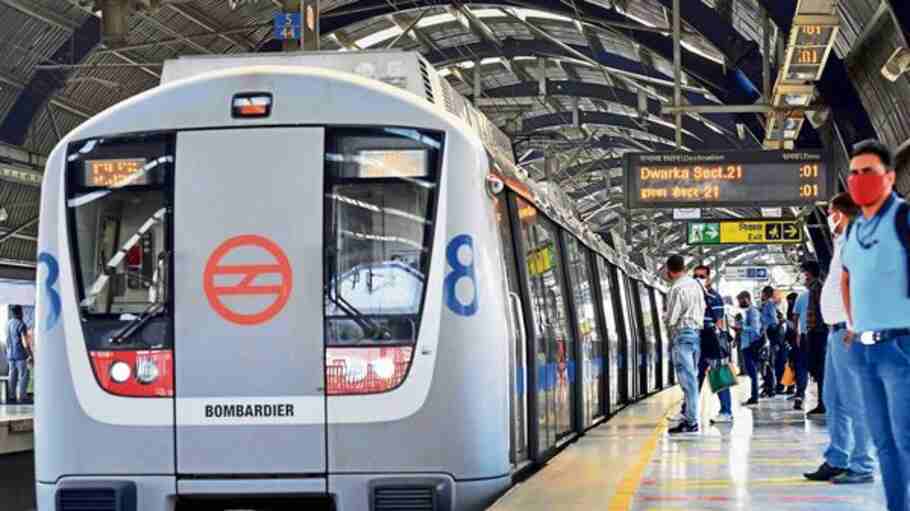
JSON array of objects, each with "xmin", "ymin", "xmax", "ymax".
[{"xmin": 708, "ymin": 361, "xmax": 738, "ymax": 394}]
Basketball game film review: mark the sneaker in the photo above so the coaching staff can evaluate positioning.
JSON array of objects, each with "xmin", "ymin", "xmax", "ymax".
[
  {"xmin": 794, "ymin": 399, "xmax": 804, "ymax": 411},
  {"xmin": 668, "ymin": 412, "xmax": 685, "ymax": 422},
  {"xmin": 807, "ymin": 405, "xmax": 826, "ymax": 416},
  {"xmin": 831, "ymin": 470, "xmax": 874, "ymax": 485},
  {"xmin": 787, "ymin": 393, "xmax": 798, "ymax": 401},
  {"xmin": 804, "ymin": 462, "xmax": 846, "ymax": 481},
  {"xmin": 742, "ymin": 398, "xmax": 759, "ymax": 406},
  {"xmin": 785, "ymin": 387, "xmax": 795, "ymax": 395},
  {"xmin": 668, "ymin": 421, "xmax": 699, "ymax": 434},
  {"xmin": 710, "ymin": 413, "xmax": 733, "ymax": 424}
]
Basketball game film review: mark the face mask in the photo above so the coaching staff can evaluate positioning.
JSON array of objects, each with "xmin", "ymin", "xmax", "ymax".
[{"xmin": 848, "ymin": 172, "xmax": 889, "ymax": 206}]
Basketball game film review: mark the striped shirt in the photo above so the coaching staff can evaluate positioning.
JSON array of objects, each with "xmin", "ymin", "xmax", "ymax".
[{"xmin": 702, "ymin": 286, "xmax": 725, "ymax": 330}]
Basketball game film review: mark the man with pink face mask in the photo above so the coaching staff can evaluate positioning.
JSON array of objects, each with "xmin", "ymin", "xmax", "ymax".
[{"xmin": 840, "ymin": 140, "xmax": 910, "ymax": 511}]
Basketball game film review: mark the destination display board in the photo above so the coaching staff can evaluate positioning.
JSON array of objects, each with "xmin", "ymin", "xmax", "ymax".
[
  {"xmin": 624, "ymin": 150, "xmax": 831, "ymax": 209},
  {"xmin": 687, "ymin": 220, "xmax": 802, "ymax": 245}
]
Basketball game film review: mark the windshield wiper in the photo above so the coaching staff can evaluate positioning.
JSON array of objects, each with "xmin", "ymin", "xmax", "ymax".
[
  {"xmin": 109, "ymin": 301, "xmax": 166, "ymax": 346},
  {"xmin": 324, "ymin": 286, "xmax": 392, "ymax": 340}
]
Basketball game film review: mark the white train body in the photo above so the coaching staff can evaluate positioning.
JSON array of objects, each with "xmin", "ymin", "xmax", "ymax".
[{"xmin": 34, "ymin": 51, "xmax": 672, "ymax": 511}]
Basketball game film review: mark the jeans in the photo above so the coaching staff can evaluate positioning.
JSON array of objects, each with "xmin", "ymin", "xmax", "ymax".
[
  {"xmin": 823, "ymin": 328, "xmax": 874, "ymax": 474},
  {"xmin": 795, "ymin": 334, "xmax": 809, "ymax": 398},
  {"xmin": 742, "ymin": 343, "xmax": 760, "ymax": 401},
  {"xmin": 7, "ymin": 359, "xmax": 28, "ymax": 402},
  {"xmin": 849, "ymin": 335, "xmax": 910, "ymax": 511},
  {"xmin": 808, "ymin": 329, "xmax": 828, "ymax": 405},
  {"xmin": 672, "ymin": 329, "xmax": 701, "ymax": 425},
  {"xmin": 768, "ymin": 327, "xmax": 787, "ymax": 390}
]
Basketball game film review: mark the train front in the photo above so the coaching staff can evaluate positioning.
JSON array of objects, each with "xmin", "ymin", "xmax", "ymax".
[{"xmin": 34, "ymin": 55, "xmax": 511, "ymax": 511}]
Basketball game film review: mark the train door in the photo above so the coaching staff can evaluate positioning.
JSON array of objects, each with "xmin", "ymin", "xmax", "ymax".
[
  {"xmin": 611, "ymin": 267, "xmax": 636, "ymax": 403},
  {"xmin": 655, "ymin": 291, "xmax": 675, "ymax": 385},
  {"xmin": 630, "ymin": 281, "xmax": 647, "ymax": 396},
  {"xmin": 636, "ymin": 283, "xmax": 658, "ymax": 394},
  {"xmin": 650, "ymin": 289, "xmax": 667, "ymax": 389},
  {"xmin": 594, "ymin": 257, "xmax": 620, "ymax": 415},
  {"xmin": 562, "ymin": 235, "xmax": 603, "ymax": 429},
  {"xmin": 496, "ymin": 192, "xmax": 529, "ymax": 466},
  {"xmin": 511, "ymin": 196, "xmax": 576, "ymax": 455},
  {"xmin": 620, "ymin": 274, "xmax": 641, "ymax": 400},
  {"xmin": 173, "ymin": 128, "xmax": 327, "ymax": 477}
]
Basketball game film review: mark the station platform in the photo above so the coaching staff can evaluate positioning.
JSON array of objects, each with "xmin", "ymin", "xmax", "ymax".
[
  {"xmin": 491, "ymin": 380, "xmax": 888, "ymax": 511},
  {"xmin": 0, "ymin": 403, "xmax": 33, "ymax": 455},
  {"xmin": 1, "ymin": 404, "xmax": 35, "ymax": 511}
]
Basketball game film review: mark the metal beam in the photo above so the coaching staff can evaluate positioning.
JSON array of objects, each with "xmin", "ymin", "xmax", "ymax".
[
  {"xmin": 0, "ymin": 0, "xmax": 80, "ymax": 31},
  {"xmin": 673, "ymin": 0, "xmax": 683, "ymax": 149},
  {"xmin": 46, "ymin": 104, "xmax": 63, "ymax": 142},
  {"xmin": 0, "ymin": 217, "xmax": 38, "ymax": 246},
  {"xmin": 385, "ymin": 9, "xmax": 428, "ymax": 49},
  {"xmin": 167, "ymin": 3, "xmax": 256, "ymax": 51},
  {"xmin": 426, "ymin": 41, "xmax": 716, "ymax": 96},
  {"xmin": 662, "ymin": 103, "xmax": 820, "ymax": 114}
]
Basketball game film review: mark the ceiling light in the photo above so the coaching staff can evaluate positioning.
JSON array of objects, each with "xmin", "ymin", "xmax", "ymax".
[{"xmin": 0, "ymin": 208, "xmax": 9, "ymax": 223}]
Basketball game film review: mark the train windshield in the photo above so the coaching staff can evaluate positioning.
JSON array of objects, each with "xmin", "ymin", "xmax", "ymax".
[
  {"xmin": 324, "ymin": 128, "xmax": 441, "ymax": 346},
  {"xmin": 66, "ymin": 134, "xmax": 173, "ymax": 318}
]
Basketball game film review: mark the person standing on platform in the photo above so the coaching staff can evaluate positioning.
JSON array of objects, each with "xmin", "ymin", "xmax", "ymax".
[
  {"xmin": 792, "ymin": 288, "xmax": 810, "ymax": 411},
  {"xmin": 734, "ymin": 291, "xmax": 762, "ymax": 406},
  {"xmin": 801, "ymin": 260, "xmax": 829, "ymax": 417},
  {"xmin": 5, "ymin": 305, "xmax": 32, "ymax": 404},
  {"xmin": 663, "ymin": 255, "xmax": 705, "ymax": 434},
  {"xmin": 804, "ymin": 192, "xmax": 875, "ymax": 484},
  {"xmin": 760, "ymin": 286, "xmax": 783, "ymax": 397},
  {"xmin": 783, "ymin": 292, "xmax": 800, "ymax": 396},
  {"xmin": 841, "ymin": 140, "xmax": 910, "ymax": 511},
  {"xmin": 693, "ymin": 265, "xmax": 733, "ymax": 424}
]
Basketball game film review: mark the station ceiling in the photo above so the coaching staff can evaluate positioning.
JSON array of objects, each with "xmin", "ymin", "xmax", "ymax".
[{"xmin": 0, "ymin": 0, "xmax": 906, "ymax": 275}]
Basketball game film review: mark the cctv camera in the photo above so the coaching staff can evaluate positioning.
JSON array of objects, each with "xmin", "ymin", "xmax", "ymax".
[{"xmin": 882, "ymin": 47, "xmax": 910, "ymax": 82}]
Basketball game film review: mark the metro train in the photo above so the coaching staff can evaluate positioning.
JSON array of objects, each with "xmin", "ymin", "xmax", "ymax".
[{"xmin": 34, "ymin": 51, "xmax": 676, "ymax": 511}]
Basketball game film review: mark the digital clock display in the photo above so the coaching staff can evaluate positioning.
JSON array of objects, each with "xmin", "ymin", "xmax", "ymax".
[
  {"xmin": 83, "ymin": 158, "xmax": 149, "ymax": 188},
  {"xmin": 624, "ymin": 150, "xmax": 832, "ymax": 209}
]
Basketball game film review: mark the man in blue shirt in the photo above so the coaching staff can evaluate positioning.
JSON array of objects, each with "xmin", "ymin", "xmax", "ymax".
[
  {"xmin": 841, "ymin": 140, "xmax": 910, "ymax": 511},
  {"xmin": 733, "ymin": 291, "xmax": 762, "ymax": 406},
  {"xmin": 5, "ymin": 305, "xmax": 31, "ymax": 404},
  {"xmin": 693, "ymin": 265, "xmax": 733, "ymax": 424},
  {"xmin": 800, "ymin": 260, "xmax": 829, "ymax": 417},
  {"xmin": 760, "ymin": 286, "xmax": 784, "ymax": 396}
]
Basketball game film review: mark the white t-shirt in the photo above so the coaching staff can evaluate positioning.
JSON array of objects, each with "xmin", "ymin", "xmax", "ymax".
[{"xmin": 820, "ymin": 234, "xmax": 849, "ymax": 326}]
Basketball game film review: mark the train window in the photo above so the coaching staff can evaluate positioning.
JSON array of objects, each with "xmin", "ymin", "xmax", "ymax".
[
  {"xmin": 323, "ymin": 128, "xmax": 441, "ymax": 348},
  {"xmin": 66, "ymin": 134, "xmax": 174, "ymax": 325}
]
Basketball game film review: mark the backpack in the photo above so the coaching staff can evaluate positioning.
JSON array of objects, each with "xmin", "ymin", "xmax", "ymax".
[{"xmin": 844, "ymin": 201, "xmax": 910, "ymax": 297}]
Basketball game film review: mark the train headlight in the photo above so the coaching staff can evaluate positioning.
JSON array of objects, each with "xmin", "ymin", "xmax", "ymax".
[
  {"xmin": 486, "ymin": 175, "xmax": 504, "ymax": 196},
  {"xmin": 136, "ymin": 356, "xmax": 160, "ymax": 384},
  {"xmin": 109, "ymin": 361, "xmax": 132, "ymax": 384},
  {"xmin": 371, "ymin": 357, "xmax": 395, "ymax": 379}
]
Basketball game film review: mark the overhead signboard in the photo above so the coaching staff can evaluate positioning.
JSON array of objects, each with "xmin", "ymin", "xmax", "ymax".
[
  {"xmin": 624, "ymin": 150, "xmax": 831, "ymax": 209},
  {"xmin": 687, "ymin": 220, "xmax": 802, "ymax": 245},
  {"xmin": 725, "ymin": 266, "xmax": 770, "ymax": 281},
  {"xmin": 761, "ymin": 207, "xmax": 783, "ymax": 217}
]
